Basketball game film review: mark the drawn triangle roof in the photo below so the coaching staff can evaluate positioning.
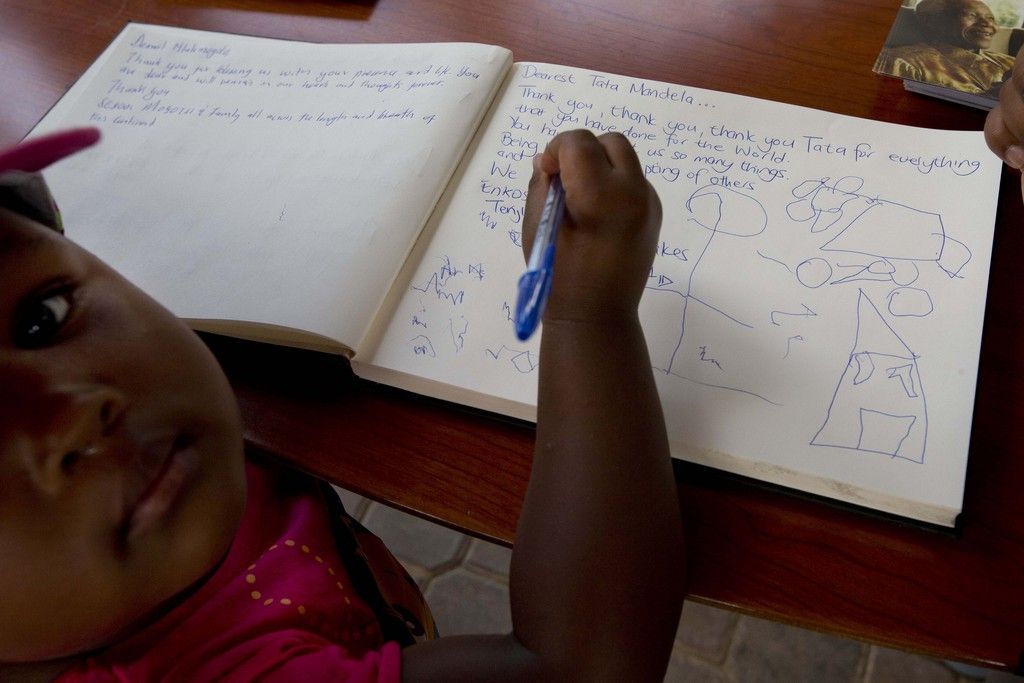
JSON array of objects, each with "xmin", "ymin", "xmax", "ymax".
[{"xmin": 851, "ymin": 289, "xmax": 914, "ymax": 359}]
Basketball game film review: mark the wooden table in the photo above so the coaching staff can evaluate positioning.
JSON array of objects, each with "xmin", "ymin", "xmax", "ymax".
[{"xmin": 4, "ymin": 0, "xmax": 1022, "ymax": 671}]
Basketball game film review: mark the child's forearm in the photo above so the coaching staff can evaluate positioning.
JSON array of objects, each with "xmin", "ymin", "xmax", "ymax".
[
  {"xmin": 401, "ymin": 130, "xmax": 681, "ymax": 681},
  {"xmin": 510, "ymin": 313, "xmax": 685, "ymax": 682}
]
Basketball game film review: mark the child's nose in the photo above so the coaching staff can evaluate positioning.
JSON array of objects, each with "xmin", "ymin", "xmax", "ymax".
[{"xmin": 24, "ymin": 384, "xmax": 127, "ymax": 496}]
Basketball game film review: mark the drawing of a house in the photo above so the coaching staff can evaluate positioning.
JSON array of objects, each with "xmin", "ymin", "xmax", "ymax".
[{"xmin": 811, "ymin": 290, "xmax": 927, "ymax": 463}]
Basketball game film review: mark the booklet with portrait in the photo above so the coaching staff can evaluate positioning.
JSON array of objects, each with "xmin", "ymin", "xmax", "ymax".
[
  {"xmin": 33, "ymin": 23, "xmax": 1002, "ymax": 526},
  {"xmin": 873, "ymin": 0, "xmax": 1021, "ymax": 110}
]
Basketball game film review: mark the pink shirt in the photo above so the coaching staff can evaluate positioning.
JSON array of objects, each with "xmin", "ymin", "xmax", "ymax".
[{"xmin": 56, "ymin": 460, "xmax": 401, "ymax": 682}]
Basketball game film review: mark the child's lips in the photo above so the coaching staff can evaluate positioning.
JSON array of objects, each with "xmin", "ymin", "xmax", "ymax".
[{"xmin": 122, "ymin": 434, "xmax": 199, "ymax": 541}]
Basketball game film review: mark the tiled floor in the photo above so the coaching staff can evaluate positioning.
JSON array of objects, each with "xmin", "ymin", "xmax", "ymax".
[{"xmin": 335, "ymin": 486, "xmax": 1020, "ymax": 682}]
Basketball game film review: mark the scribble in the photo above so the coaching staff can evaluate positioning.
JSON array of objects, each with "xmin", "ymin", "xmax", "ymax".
[
  {"xmin": 648, "ymin": 272, "xmax": 676, "ymax": 288},
  {"xmin": 411, "ymin": 315, "xmax": 427, "ymax": 328},
  {"xmin": 449, "ymin": 316, "xmax": 468, "ymax": 352},
  {"xmin": 886, "ymin": 364, "xmax": 918, "ymax": 398},
  {"xmin": 411, "ymin": 254, "xmax": 465, "ymax": 305},
  {"xmin": 485, "ymin": 345, "xmax": 539, "ymax": 373},
  {"xmin": 479, "ymin": 211, "xmax": 497, "ymax": 230},
  {"xmin": 934, "ymin": 235, "xmax": 972, "ymax": 279},
  {"xmin": 689, "ymin": 296, "xmax": 753, "ymax": 329},
  {"xmin": 891, "ymin": 261, "xmax": 920, "ymax": 287},
  {"xmin": 786, "ymin": 176, "xmax": 866, "ymax": 233},
  {"xmin": 435, "ymin": 255, "xmax": 462, "ymax": 283},
  {"xmin": 666, "ymin": 372, "xmax": 784, "ymax": 406},
  {"xmin": 783, "ymin": 335, "xmax": 805, "ymax": 359},
  {"xmin": 757, "ymin": 250, "xmax": 792, "ymax": 273},
  {"xmin": 788, "ymin": 176, "xmax": 972, "ymax": 279},
  {"xmin": 830, "ymin": 259, "xmax": 896, "ymax": 285},
  {"xmin": 411, "ymin": 335, "xmax": 436, "ymax": 358},
  {"xmin": 770, "ymin": 304, "xmax": 816, "ymax": 326},
  {"xmin": 698, "ymin": 345, "xmax": 723, "ymax": 371}
]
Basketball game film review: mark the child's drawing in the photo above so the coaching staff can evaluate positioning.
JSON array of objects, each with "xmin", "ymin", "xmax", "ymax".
[
  {"xmin": 787, "ymin": 176, "xmax": 972, "ymax": 280},
  {"xmin": 640, "ymin": 173, "xmax": 958, "ymax": 429},
  {"xmin": 811, "ymin": 290, "xmax": 927, "ymax": 463},
  {"xmin": 642, "ymin": 183, "xmax": 782, "ymax": 405}
]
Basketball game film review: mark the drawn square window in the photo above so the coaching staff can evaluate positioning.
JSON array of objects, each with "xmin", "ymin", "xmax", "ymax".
[{"xmin": 857, "ymin": 409, "xmax": 916, "ymax": 457}]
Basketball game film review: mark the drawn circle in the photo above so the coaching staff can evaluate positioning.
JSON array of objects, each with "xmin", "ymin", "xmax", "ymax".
[
  {"xmin": 867, "ymin": 259, "xmax": 895, "ymax": 275},
  {"xmin": 890, "ymin": 261, "xmax": 920, "ymax": 286},
  {"xmin": 686, "ymin": 185, "xmax": 767, "ymax": 237},
  {"xmin": 888, "ymin": 287, "xmax": 933, "ymax": 317},
  {"xmin": 796, "ymin": 258, "xmax": 832, "ymax": 288},
  {"xmin": 832, "ymin": 175, "xmax": 865, "ymax": 195}
]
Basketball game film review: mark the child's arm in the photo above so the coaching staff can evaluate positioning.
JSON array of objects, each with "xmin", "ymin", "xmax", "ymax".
[{"xmin": 402, "ymin": 130, "xmax": 685, "ymax": 682}]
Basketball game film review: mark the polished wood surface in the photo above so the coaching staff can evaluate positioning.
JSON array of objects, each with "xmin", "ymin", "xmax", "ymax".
[{"xmin": 3, "ymin": 0, "xmax": 1022, "ymax": 670}]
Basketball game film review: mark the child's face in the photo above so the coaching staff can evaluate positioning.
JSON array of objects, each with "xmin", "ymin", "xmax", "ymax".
[{"xmin": 0, "ymin": 207, "xmax": 246, "ymax": 662}]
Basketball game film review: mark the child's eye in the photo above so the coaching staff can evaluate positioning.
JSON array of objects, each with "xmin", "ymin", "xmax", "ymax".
[{"xmin": 13, "ymin": 287, "xmax": 76, "ymax": 348}]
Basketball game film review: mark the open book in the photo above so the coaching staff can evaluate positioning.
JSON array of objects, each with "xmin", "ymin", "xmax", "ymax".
[{"xmin": 32, "ymin": 23, "xmax": 1001, "ymax": 526}]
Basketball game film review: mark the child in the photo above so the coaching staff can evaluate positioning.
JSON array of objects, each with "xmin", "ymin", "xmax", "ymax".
[{"xmin": 0, "ymin": 127, "xmax": 685, "ymax": 682}]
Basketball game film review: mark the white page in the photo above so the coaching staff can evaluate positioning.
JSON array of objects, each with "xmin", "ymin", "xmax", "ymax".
[
  {"xmin": 362, "ymin": 62, "xmax": 1001, "ymax": 523},
  {"xmin": 33, "ymin": 24, "xmax": 512, "ymax": 350}
]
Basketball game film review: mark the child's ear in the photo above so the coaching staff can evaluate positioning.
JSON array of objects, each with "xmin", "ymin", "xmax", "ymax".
[{"xmin": 0, "ymin": 171, "xmax": 64, "ymax": 234}]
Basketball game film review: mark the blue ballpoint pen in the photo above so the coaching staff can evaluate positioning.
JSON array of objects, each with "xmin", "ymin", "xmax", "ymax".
[{"xmin": 514, "ymin": 174, "xmax": 566, "ymax": 341}]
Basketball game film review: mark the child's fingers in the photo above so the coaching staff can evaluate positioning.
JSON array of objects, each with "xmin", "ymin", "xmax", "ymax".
[
  {"xmin": 523, "ymin": 131, "xmax": 608, "ymax": 251},
  {"xmin": 596, "ymin": 132, "xmax": 643, "ymax": 175},
  {"xmin": 522, "ymin": 129, "xmax": 648, "ymax": 261},
  {"xmin": 533, "ymin": 147, "xmax": 559, "ymax": 176},
  {"xmin": 544, "ymin": 129, "xmax": 613, "ymax": 182},
  {"xmin": 596, "ymin": 132, "xmax": 661, "ymax": 231},
  {"xmin": 522, "ymin": 159, "xmax": 554, "ymax": 258}
]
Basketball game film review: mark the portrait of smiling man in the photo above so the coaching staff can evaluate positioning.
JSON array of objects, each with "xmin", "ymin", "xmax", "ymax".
[{"xmin": 876, "ymin": 0, "xmax": 1017, "ymax": 96}]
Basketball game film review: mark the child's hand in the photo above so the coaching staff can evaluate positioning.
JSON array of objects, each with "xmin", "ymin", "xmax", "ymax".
[
  {"xmin": 985, "ymin": 51, "xmax": 1024, "ymax": 178},
  {"xmin": 522, "ymin": 130, "xmax": 662, "ymax": 325}
]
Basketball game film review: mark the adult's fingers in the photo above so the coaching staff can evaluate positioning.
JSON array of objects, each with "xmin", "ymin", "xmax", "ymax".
[{"xmin": 985, "ymin": 62, "xmax": 1024, "ymax": 167}]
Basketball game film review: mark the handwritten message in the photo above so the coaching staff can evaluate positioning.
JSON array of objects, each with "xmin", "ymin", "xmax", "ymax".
[
  {"xmin": 369, "ymin": 60, "xmax": 998, "ymax": 517},
  {"xmin": 86, "ymin": 31, "xmax": 491, "ymax": 130},
  {"xmin": 38, "ymin": 25, "xmax": 513, "ymax": 350},
  {"xmin": 475, "ymin": 67, "xmax": 983, "ymax": 246}
]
